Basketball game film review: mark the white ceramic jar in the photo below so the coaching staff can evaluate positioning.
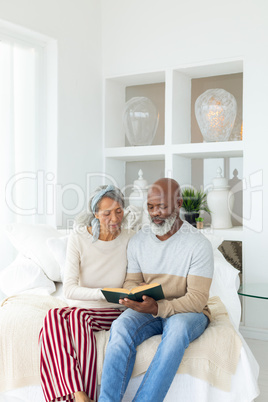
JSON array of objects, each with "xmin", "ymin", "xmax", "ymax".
[
  {"xmin": 207, "ymin": 167, "xmax": 234, "ymax": 229},
  {"xmin": 128, "ymin": 169, "xmax": 148, "ymax": 210}
]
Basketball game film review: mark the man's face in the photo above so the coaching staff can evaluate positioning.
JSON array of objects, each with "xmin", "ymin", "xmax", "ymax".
[
  {"xmin": 147, "ymin": 187, "xmax": 175, "ymax": 223},
  {"xmin": 147, "ymin": 185, "xmax": 180, "ymax": 235}
]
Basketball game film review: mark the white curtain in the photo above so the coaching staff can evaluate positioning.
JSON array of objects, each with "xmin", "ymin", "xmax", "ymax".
[{"xmin": 0, "ymin": 35, "xmax": 45, "ymax": 269}]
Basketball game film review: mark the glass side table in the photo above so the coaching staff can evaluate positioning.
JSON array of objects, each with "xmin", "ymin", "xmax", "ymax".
[{"xmin": 238, "ymin": 283, "xmax": 268, "ymax": 300}]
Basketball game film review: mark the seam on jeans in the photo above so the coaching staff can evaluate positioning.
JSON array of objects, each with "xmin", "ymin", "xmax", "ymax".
[
  {"xmin": 119, "ymin": 316, "xmax": 162, "ymax": 399},
  {"xmin": 133, "ymin": 358, "xmax": 154, "ymax": 402},
  {"xmin": 120, "ymin": 351, "xmax": 133, "ymax": 400}
]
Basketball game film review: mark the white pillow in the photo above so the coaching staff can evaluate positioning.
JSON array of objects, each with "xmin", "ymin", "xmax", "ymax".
[
  {"xmin": 5, "ymin": 223, "xmax": 63, "ymax": 281},
  {"xmin": 202, "ymin": 232, "xmax": 223, "ymax": 251},
  {"xmin": 47, "ymin": 236, "xmax": 69, "ymax": 282},
  {"xmin": 210, "ymin": 249, "xmax": 241, "ymax": 330},
  {"xmin": 0, "ymin": 254, "xmax": 56, "ymax": 296}
]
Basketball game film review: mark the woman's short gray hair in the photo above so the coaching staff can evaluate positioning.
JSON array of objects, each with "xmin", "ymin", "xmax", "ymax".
[{"xmin": 75, "ymin": 185, "xmax": 125, "ymax": 228}]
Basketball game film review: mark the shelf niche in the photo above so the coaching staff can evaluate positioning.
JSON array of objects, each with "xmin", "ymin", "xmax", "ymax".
[
  {"xmin": 104, "ymin": 71, "xmax": 165, "ymax": 148},
  {"xmin": 191, "ymin": 72, "xmax": 243, "ymax": 143},
  {"xmin": 172, "ymin": 155, "xmax": 243, "ymax": 228},
  {"xmin": 125, "ymin": 82, "xmax": 165, "ymax": 147},
  {"xmin": 125, "ymin": 160, "xmax": 165, "ymax": 205},
  {"xmin": 172, "ymin": 60, "xmax": 243, "ymax": 145}
]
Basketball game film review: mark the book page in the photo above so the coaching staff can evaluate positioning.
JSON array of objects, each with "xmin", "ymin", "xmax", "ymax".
[
  {"xmin": 131, "ymin": 283, "xmax": 160, "ymax": 294},
  {"xmin": 102, "ymin": 287, "xmax": 130, "ymax": 294}
]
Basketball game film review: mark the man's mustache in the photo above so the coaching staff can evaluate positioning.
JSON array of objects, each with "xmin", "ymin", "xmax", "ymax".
[{"xmin": 152, "ymin": 217, "xmax": 166, "ymax": 223}]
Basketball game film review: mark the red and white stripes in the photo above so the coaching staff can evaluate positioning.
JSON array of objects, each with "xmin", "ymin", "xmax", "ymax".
[{"xmin": 39, "ymin": 307, "xmax": 121, "ymax": 402}]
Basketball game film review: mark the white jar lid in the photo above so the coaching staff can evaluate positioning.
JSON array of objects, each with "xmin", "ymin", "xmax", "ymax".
[
  {"xmin": 212, "ymin": 167, "xmax": 229, "ymax": 189},
  {"xmin": 133, "ymin": 169, "xmax": 148, "ymax": 190}
]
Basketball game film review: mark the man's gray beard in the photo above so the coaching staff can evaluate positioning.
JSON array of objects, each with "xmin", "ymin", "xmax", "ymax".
[{"xmin": 150, "ymin": 211, "xmax": 178, "ymax": 236}]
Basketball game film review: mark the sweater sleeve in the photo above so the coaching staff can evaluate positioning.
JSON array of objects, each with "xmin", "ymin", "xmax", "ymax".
[
  {"xmin": 123, "ymin": 238, "xmax": 144, "ymax": 290},
  {"xmin": 155, "ymin": 239, "xmax": 214, "ymax": 318},
  {"xmin": 63, "ymin": 233, "xmax": 105, "ymax": 301}
]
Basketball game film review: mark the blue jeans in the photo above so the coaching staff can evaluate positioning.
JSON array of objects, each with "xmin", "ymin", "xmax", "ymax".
[{"xmin": 99, "ymin": 308, "xmax": 209, "ymax": 402}]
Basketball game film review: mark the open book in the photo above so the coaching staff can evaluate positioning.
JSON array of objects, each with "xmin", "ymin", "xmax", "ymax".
[{"xmin": 101, "ymin": 283, "xmax": 164, "ymax": 304}]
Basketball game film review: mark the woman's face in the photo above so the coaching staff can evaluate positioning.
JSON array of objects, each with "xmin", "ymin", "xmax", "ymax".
[{"xmin": 95, "ymin": 196, "xmax": 124, "ymax": 234}]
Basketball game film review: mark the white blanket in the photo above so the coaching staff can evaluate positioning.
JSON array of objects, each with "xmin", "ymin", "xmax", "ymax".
[{"xmin": 0, "ymin": 294, "xmax": 241, "ymax": 393}]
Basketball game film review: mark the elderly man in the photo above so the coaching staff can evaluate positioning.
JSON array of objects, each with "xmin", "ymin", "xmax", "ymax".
[{"xmin": 99, "ymin": 178, "xmax": 214, "ymax": 402}]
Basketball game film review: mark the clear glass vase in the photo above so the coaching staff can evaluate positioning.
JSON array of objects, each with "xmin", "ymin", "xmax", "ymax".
[{"xmin": 123, "ymin": 97, "xmax": 159, "ymax": 146}]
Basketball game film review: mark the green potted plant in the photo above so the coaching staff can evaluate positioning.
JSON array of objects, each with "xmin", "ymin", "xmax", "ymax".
[{"xmin": 181, "ymin": 188, "xmax": 210, "ymax": 226}]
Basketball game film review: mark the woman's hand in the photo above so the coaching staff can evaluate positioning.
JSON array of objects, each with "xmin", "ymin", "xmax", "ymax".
[{"xmin": 119, "ymin": 295, "xmax": 158, "ymax": 315}]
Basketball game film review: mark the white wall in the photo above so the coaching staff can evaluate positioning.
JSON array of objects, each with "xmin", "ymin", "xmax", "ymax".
[
  {"xmin": 0, "ymin": 0, "xmax": 103, "ymax": 228},
  {"xmin": 101, "ymin": 0, "xmax": 268, "ymax": 331},
  {"xmin": 101, "ymin": 0, "xmax": 268, "ymax": 76}
]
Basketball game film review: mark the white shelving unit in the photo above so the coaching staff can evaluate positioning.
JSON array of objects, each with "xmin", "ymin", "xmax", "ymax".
[
  {"xmin": 104, "ymin": 145, "xmax": 166, "ymax": 161},
  {"xmin": 103, "ymin": 58, "xmax": 244, "ymax": 239},
  {"xmin": 104, "ymin": 141, "xmax": 243, "ymax": 160}
]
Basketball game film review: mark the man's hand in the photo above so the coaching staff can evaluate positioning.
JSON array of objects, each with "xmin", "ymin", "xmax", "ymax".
[{"xmin": 119, "ymin": 295, "xmax": 158, "ymax": 315}]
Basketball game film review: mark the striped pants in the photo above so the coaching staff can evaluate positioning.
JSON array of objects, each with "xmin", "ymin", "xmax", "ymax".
[{"xmin": 39, "ymin": 307, "xmax": 121, "ymax": 402}]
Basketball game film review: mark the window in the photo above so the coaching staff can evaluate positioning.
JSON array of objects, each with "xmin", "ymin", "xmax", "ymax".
[{"xmin": 0, "ymin": 23, "xmax": 57, "ymax": 268}]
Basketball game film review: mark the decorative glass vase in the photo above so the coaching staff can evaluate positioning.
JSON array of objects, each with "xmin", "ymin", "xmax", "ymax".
[
  {"xmin": 195, "ymin": 88, "xmax": 237, "ymax": 142},
  {"xmin": 123, "ymin": 97, "xmax": 159, "ymax": 146}
]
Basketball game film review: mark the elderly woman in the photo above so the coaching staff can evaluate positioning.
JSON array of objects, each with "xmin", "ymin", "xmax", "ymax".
[{"xmin": 39, "ymin": 185, "xmax": 133, "ymax": 402}]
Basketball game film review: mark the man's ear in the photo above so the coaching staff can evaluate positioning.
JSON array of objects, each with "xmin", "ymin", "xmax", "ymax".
[{"xmin": 177, "ymin": 197, "xmax": 183, "ymax": 208}]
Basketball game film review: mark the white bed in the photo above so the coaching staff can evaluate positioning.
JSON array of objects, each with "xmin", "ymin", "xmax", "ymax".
[{"xmin": 0, "ymin": 224, "xmax": 260, "ymax": 402}]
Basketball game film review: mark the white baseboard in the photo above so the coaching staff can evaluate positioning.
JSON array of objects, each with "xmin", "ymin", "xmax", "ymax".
[{"xmin": 240, "ymin": 325, "xmax": 268, "ymax": 341}]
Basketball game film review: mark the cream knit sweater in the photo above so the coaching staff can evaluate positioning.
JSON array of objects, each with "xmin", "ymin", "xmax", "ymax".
[{"xmin": 63, "ymin": 227, "xmax": 133, "ymax": 309}]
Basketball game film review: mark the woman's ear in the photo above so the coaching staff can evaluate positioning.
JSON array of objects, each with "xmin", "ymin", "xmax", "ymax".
[{"xmin": 94, "ymin": 212, "xmax": 99, "ymax": 220}]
